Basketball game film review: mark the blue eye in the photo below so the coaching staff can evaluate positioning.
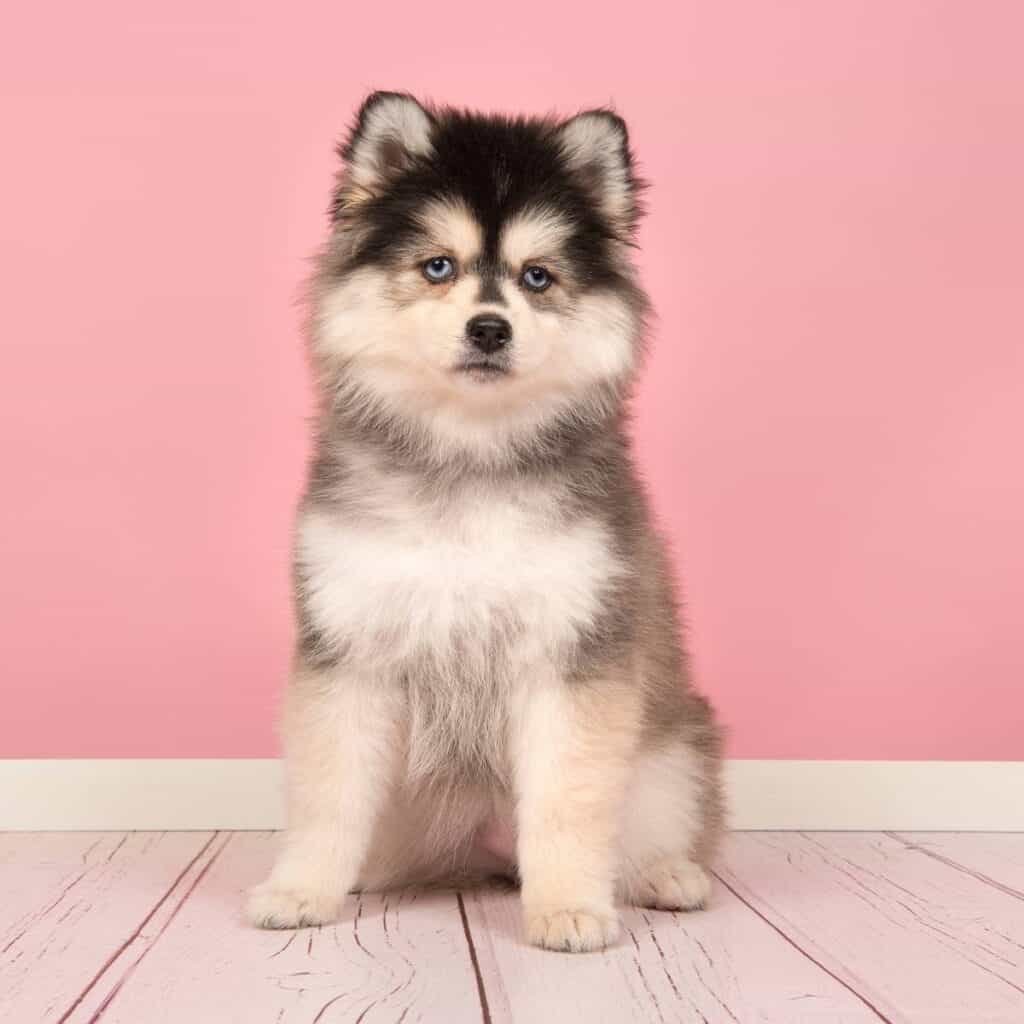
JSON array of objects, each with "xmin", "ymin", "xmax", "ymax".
[
  {"xmin": 522, "ymin": 265, "xmax": 551, "ymax": 292},
  {"xmin": 423, "ymin": 256, "xmax": 456, "ymax": 283}
]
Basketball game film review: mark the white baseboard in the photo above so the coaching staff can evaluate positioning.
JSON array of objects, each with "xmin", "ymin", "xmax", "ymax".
[{"xmin": 1, "ymin": 759, "xmax": 1021, "ymax": 831}]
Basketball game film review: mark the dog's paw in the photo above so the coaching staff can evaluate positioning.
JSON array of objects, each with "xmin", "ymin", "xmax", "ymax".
[
  {"xmin": 245, "ymin": 880, "xmax": 342, "ymax": 929},
  {"xmin": 524, "ymin": 905, "xmax": 619, "ymax": 953},
  {"xmin": 635, "ymin": 858, "xmax": 712, "ymax": 911}
]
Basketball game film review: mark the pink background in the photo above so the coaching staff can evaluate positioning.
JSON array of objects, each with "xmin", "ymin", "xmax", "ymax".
[{"xmin": 2, "ymin": 2, "xmax": 1022, "ymax": 759}]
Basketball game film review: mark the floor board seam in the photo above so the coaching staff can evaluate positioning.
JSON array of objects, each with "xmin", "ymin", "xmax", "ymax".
[
  {"xmin": 885, "ymin": 832, "xmax": 1024, "ymax": 903},
  {"xmin": 456, "ymin": 892, "xmax": 492, "ymax": 1024},
  {"xmin": 711, "ymin": 869, "xmax": 895, "ymax": 1023}
]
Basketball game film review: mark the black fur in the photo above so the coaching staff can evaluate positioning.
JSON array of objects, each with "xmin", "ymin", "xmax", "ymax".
[{"xmin": 330, "ymin": 96, "xmax": 645, "ymax": 298}]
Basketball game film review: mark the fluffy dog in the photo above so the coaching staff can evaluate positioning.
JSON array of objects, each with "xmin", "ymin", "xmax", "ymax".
[{"xmin": 247, "ymin": 92, "xmax": 724, "ymax": 952}]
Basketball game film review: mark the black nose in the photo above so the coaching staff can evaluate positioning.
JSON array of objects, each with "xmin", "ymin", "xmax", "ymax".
[{"xmin": 466, "ymin": 314, "xmax": 512, "ymax": 354}]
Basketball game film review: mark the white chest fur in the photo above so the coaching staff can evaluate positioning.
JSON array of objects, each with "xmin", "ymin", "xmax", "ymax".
[{"xmin": 297, "ymin": 483, "xmax": 621, "ymax": 675}]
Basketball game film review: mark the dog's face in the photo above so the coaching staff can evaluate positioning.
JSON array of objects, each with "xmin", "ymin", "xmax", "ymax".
[{"xmin": 312, "ymin": 92, "xmax": 648, "ymax": 464}]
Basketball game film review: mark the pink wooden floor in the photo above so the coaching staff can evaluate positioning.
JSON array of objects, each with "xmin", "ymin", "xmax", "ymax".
[{"xmin": 2, "ymin": 832, "xmax": 1022, "ymax": 1023}]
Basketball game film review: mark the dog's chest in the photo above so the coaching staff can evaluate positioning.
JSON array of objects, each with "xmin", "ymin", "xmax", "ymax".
[{"xmin": 299, "ymin": 488, "xmax": 619, "ymax": 672}]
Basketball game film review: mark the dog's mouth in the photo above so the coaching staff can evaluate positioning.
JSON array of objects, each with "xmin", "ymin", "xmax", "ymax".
[{"xmin": 454, "ymin": 356, "xmax": 512, "ymax": 381}]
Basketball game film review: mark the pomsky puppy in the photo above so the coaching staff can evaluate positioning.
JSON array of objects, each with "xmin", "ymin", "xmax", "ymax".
[{"xmin": 247, "ymin": 92, "xmax": 725, "ymax": 952}]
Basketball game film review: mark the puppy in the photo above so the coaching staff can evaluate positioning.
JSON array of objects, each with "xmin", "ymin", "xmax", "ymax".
[{"xmin": 247, "ymin": 92, "xmax": 725, "ymax": 952}]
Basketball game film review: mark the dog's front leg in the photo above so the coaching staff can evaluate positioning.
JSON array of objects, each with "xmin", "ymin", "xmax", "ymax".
[
  {"xmin": 246, "ymin": 663, "xmax": 403, "ymax": 928},
  {"xmin": 513, "ymin": 671, "xmax": 641, "ymax": 952}
]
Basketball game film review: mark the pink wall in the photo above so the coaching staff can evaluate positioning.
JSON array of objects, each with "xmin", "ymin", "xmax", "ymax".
[{"xmin": 2, "ymin": 2, "xmax": 1022, "ymax": 759}]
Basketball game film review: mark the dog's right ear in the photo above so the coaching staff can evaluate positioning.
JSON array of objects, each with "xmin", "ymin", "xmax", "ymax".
[{"xmin": 332, "ymin": 92, "xmax": 434, "ymax": 217}]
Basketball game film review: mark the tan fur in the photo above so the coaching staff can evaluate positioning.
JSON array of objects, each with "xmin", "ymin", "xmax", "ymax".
[
  {"xmin": 513, "ymin": 669, "xmax": 643, "ymax": 950},
  {"xmin": 500, "ymin": 209, "xmax": 575, "ymax": 270}
]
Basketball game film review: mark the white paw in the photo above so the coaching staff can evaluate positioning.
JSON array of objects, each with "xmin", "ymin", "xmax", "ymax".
[
  {"xmin": 524, "ymin": 906, "xmax": 619, "ymax": 953},
  {"xmin": 636, "ymin": 858, "xmax": 712, "ymax": 911},
  {"xmin": 245, "ymin": 880, "xmax": 342, "ymax": 929}
]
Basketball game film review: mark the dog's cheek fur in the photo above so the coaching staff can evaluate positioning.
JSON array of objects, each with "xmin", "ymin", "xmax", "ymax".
[
  {"xmin": 314, "ymin": 268, "xmax": 471, "ymax": 381},
  {"xmin": 512, "ymin": 288, "xmax": 640, "ymax": 387}
]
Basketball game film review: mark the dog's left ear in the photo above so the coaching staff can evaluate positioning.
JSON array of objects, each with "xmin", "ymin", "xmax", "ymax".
[
  {"xmin": 333, "ymin": 92, "xmax": 434, "ymax": 216},
  {"xmin": 556, "ymin": 109, "xmax": 643, "ymax": 233}
]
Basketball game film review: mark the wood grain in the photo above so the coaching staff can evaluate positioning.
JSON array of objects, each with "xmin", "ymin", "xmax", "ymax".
[
  {"xmin": 463, "ymin": 875, "xmax": 880, "ymax": 1022},
  {"xmin": 0, "ymin": 831, "xmax": 214, "ymax": 1024},
  {"xmin": 720, "ymin": 832, "xmax": 1024, "ymax": 1023},
  {"xmin": 67, "ymin": 831, "xmax": 486, "ymax": 1024}
]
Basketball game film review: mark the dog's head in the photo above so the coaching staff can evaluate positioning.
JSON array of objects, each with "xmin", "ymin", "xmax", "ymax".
[{"xmin": 311, "ymin": 92, "xmax": 649, "ymax": 467}]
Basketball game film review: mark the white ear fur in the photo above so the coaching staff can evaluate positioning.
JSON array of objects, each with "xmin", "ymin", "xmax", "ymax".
[
  {"xmin": 343, "ymin": 92, "xmax": 434, "ymax": 193},
  {"xmin": 556, "ymin": 110, "xmax": 637, "ymax": 227}
]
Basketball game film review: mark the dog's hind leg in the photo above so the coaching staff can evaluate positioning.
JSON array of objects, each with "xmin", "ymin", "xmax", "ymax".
[{"xmin": 615, "ymin": 735, "xmax": 724, "ymax": 911}]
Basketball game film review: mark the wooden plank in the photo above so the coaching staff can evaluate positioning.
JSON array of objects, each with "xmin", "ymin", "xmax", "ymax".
[
  {"xmin": 462, "ymin": 871, "xmax": 880, "ymax": 1023},
  {"xmin": 889, "ymin": 832, "xmax": 1024, "ymax": 898},
  {"xmin": 0, "ymin": 831, "xmax": 214, "ymax": 1024},
  {"xmin": 70, "ymin": 831, "xmax": 486, "ymax": 1024},
  {"xmin": 720, "ymin": 832, "xmax": 1024, "ymax": 1023},
  {"xmin": 61, "ymin": 831, "xmax": 228, "ymax": 1022}
]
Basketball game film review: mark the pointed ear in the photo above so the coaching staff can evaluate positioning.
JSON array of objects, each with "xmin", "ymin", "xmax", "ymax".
[
  {"xmin": 556, "ymin": 109, "xmax": 642, "ymax": 232},
  {"xmin": 335, "ymin": 92, "xmax": 434, "ymax": 206}
]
